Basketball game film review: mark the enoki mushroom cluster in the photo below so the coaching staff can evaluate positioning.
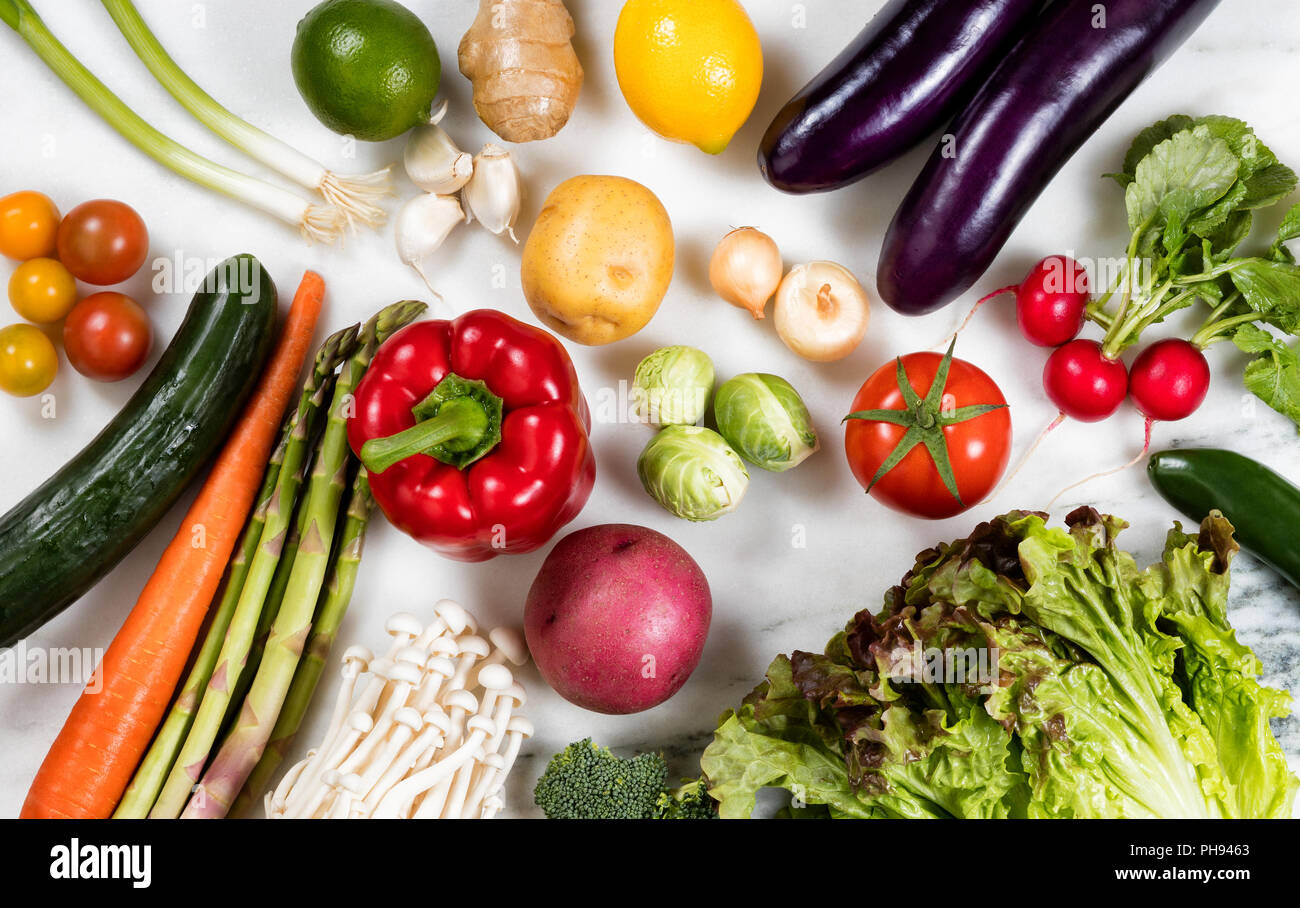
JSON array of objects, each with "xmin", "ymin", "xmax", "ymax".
[{"xmin": 267, "ymin": 600, "xmax": 531, "ymax": 819}]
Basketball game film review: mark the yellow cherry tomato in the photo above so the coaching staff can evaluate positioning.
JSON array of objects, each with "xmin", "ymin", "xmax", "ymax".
[
  {"xmin": 9, "ymin": 257, "xmax": 78, "ymax": 323},
  {"xmin": 0, "ymin": 191, "xmax": 61, "ymax": 261},
  {"xmin": 0, "ymin": 323, "xmax": 58, "ymax": 397}
]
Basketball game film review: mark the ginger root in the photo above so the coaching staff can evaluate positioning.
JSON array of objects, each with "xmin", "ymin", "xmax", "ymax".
[{"xmin": 458, "ymin": 0, "xmax": 584, "ymax": 143}]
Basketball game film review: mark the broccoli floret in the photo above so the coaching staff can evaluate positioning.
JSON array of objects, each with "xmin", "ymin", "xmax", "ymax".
[
  {"xmin": 533, "ymin": 738, "xmax": 718, "ymax": 820},
  {"xmin": 654, "ymin": 777, "xmax": 718, "ymax": 819},
  {"xmin": 534, "ymin": 738, "xmax": 668, "ymax": 819}
]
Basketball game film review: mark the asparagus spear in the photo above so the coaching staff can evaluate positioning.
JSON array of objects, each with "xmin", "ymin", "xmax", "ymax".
[
  {"xmin": 113, "ymin": 422, "xmax": 288, "ymax": 818},
  {"xmin": 185, "ymin": 301, "xmax": 425, "ymax": 818},
  {"xmin": 230, "ymin": 469, "xmax": 374, "ymax": 817},
  {"xmin": 115, "ymin": 325, "xmax": 358, "ymax": 819},
  {"xmin": 215, "ymin": 394, "xmax": 325, "ymax": 746},
  {"xmin": 150, "ymin": 325, "xmax": 360, "ymax": 818}
]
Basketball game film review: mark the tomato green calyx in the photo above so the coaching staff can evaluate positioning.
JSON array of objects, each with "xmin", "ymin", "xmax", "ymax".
[
  {"xmin": 360, "ymin": 373, "xmax": 503, "ymax": 473},
  {"xmin": 843, "ymin": 341, "xmax": 1006, "ymax": 506}
]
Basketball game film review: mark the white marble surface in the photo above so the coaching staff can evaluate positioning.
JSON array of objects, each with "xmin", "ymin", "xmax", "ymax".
[{"xmin": 2, "ymin": 0, "xmax": 1299, "ymax": 819}]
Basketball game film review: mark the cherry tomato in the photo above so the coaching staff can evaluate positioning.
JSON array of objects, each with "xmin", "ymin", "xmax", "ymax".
[
  {"xmin": 845, "ymin": 351, "xmax": 1012, "ymax": 519},
  {"xmin": 63, "ymin": 292, "xmax": 151, "ymax": 382},
  {"xmin": 0, "ymin": 323, "xmax": 58, "ymax": 397},
  {"xmin": 8, "ymin": 258, "xmax": 78, "ymax": 324},
  {"xmin": 0, "ymin": 191, "xmax": 61, "ymax": 261},
  {"xmin": 55, "ymin": 199, "xmax": 149, "ymax": 285}
]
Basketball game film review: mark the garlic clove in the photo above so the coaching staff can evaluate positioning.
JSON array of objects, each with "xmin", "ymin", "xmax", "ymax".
[
  {"xmin": 395, "ymin": 193, "xmax": 464, "ymax": 297},
  {"xmin": 709, "ymin": 227, "xmax": 783, "ymax": 319},
  {"xmin": 404, "ymin": 103, "xmax": 474, "ymax": 195},
  {"xmin": 462, "ymin": 143, "xmax": 522, "ymax": 243},
  {"xmin": 404, "ymin": 124, "xmax": 475, "ymax": 195},
  {"xmin": 773, "ymin": 261, "xmax": 871, "ymax": 362}
]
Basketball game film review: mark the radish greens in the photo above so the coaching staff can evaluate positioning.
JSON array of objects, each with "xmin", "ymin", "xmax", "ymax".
[{"xmin": 1091, "ymin": 114, "xmax": 1300, "ymax": 428}]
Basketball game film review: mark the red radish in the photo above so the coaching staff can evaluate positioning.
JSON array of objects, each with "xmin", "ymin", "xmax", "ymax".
[
  {"xmin": 952, "ymin": 255, "xmax": 1089, "ymax": 346},
  {"xmin": 1044, "ymin": 341, "xmax": 1208, "ymax": 508},
  {"xmin": 1015, "ymin": 256, "xmax": 1090, "ymax": 346},
  {"xmin": 1042, "ymin": 339, "xmax": 1128, "ymax": 422},
  {"xmin": 1129, "ymin": 338, "xmax": 1210, "ymax": 422}
]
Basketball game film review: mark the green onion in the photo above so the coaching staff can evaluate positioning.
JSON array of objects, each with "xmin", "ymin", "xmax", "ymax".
[
  {"xmin": 100, "ymin": 0, "xmax": 391, "ymax": 230},
  {"xmin": 0, "ymin": 0, "xmax": 344, "ymax": 244}
]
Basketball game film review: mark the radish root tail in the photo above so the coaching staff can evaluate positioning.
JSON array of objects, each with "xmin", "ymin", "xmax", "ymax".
[
  {"xmin": 988, "ymin": 412, "xmax": 1065, "ymax": 505},
  {"xmin": 1047, "ymin": 418, "xmax": 1154, "ymax": 510},
  {"xmin": 938, "ymin": 284, "xmax": 1019, "ymax": 349}
]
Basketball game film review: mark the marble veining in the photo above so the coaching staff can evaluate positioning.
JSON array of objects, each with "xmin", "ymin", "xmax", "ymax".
[{"xmin": 2, "ymin": 0, "xmax": 1298, "ymax": 818}]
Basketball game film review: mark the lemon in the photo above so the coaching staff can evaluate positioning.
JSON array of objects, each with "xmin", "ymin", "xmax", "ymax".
[
  {"xmin": 291, "ymin": 0, "xmax": 441, "ymax": 142},
  {"xmin": 614, "ymin": 0, "xmax": 763, "ymax": 154}
]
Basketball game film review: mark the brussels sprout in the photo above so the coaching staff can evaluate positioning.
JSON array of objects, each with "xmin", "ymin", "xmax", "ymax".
[
  {"xmin": 637, "ymin": 425, "xmax": 749, "ymax": 521},
  {"xmin": 632, "ymin": 346, "xmax": 715, "ymax": 427},
  {"xmin": 714, "ymin": 373, "xmax": 819, "ymax": 472}
]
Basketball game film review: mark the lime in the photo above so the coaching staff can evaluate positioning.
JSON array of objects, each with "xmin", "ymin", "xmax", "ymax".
[{"xmin": 291, "ymin": 0, "xmax": 441, "ymax": 142}]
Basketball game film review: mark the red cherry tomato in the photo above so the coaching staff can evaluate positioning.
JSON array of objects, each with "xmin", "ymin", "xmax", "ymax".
[
  {"xmin": 63, "ymin": 291, "xmax": 151, "ymax": 382},
  {"xmin": 845, "ymin": 351, "xmax": 1012, "ymax": 519},
  {"xmin": 55, "ymin": 199, "xmax": 149, "ymax": 285}
]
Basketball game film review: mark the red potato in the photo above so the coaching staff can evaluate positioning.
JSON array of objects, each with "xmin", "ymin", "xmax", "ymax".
[{"xmin": 524, "ymin": 524, "xmax": 711, "ymax": 715}]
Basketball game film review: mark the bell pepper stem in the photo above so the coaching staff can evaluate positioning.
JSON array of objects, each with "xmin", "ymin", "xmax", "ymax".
[
  {"xmin": 359, "ymin": 370, "xmax": 507, "ymax": 475},
  {"xmin": 360, "ymin": 398, "xmax": 490, "ymax": 474}
]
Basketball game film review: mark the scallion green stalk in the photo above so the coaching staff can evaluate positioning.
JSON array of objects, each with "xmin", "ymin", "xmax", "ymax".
[
  {"xmin": 99, "ymin": 0, "xmax": 391, "ymax": 230},
  {"xmin": 0, "ymin": 0, "xmax": 344, "ymax": 244}
]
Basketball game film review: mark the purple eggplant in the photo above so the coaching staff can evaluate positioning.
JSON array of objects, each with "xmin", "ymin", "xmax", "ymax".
[
  {"xmin": 877, "ymin": 0, "xmax": 1222, "ymax": 316},
  {"xmin": 759, "ymin": 0, "xmax": 1043, "ymax": 194}
]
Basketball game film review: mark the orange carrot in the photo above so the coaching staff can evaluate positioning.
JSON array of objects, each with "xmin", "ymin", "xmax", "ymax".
[{"xmin": 21, "ymin": 271, "xmax": 326, "ymax": 819}]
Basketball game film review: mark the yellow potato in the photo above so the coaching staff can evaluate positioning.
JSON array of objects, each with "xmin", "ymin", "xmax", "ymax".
[{"xmin": 521, "ymin": 175, "xmax": 674, "ymax": 346}]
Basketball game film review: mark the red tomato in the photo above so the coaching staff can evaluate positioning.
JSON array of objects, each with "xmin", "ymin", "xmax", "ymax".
[
  {"xmin": 63, "ymin": 292, "xmax": 151, "ymax": 382},
  {"xmin": 55, "ymin": 199, "xmax": 149, "ymax": 285},
  {"xmin": 845, "ymin": 351, "xmax": 1011, "ymax": 519}
]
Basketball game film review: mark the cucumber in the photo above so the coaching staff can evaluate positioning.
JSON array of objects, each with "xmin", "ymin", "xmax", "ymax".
[
  {"xmin": 0, "ymin": 254, "xmax": 276, "ymax": 646},
  {"xmin": 1148, "ymin": 447, "xmax": 1300, "ymax": 591}
]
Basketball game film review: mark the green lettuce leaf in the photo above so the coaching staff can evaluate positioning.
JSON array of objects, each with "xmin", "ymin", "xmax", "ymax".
[
  {"xmin": 702, "ymin": 656, "xmax": 896, "ymax": 819},
  {"xmin": 704, "ymin": 510, "xmax": 1297, "ymax": 819},
  {"xmin": 1008, "ymin": 511, "xmax": 1231, "ymax": 817},
  {"xmin": 1152, "ymin": 519, "xmax": 1298, "ymax": 818}
]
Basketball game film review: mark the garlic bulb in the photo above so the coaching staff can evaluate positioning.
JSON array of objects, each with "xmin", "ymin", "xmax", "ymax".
[
  {"xmin": 404, "ymin": 101, "xmax": 473, "ymax": 194},
  {"xmin": 773, "ymin": 261, "xmax": 871, "ymax": 362},
  {"xmin": 395, "ymin": 193, "xmax": 464, "ymax": 295},
  {"xmin": 462, "ymin": 143, "xmax": 521, "ymax": 242},
  {"xmin": 709, "ymin": 227, "xmax": 783, "ymax": 319}
]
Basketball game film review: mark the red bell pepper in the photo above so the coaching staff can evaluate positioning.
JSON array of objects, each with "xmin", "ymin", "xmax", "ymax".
[{"xmin": 347, "ymin": 309, "xmax": 596, "ymax": 562}]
